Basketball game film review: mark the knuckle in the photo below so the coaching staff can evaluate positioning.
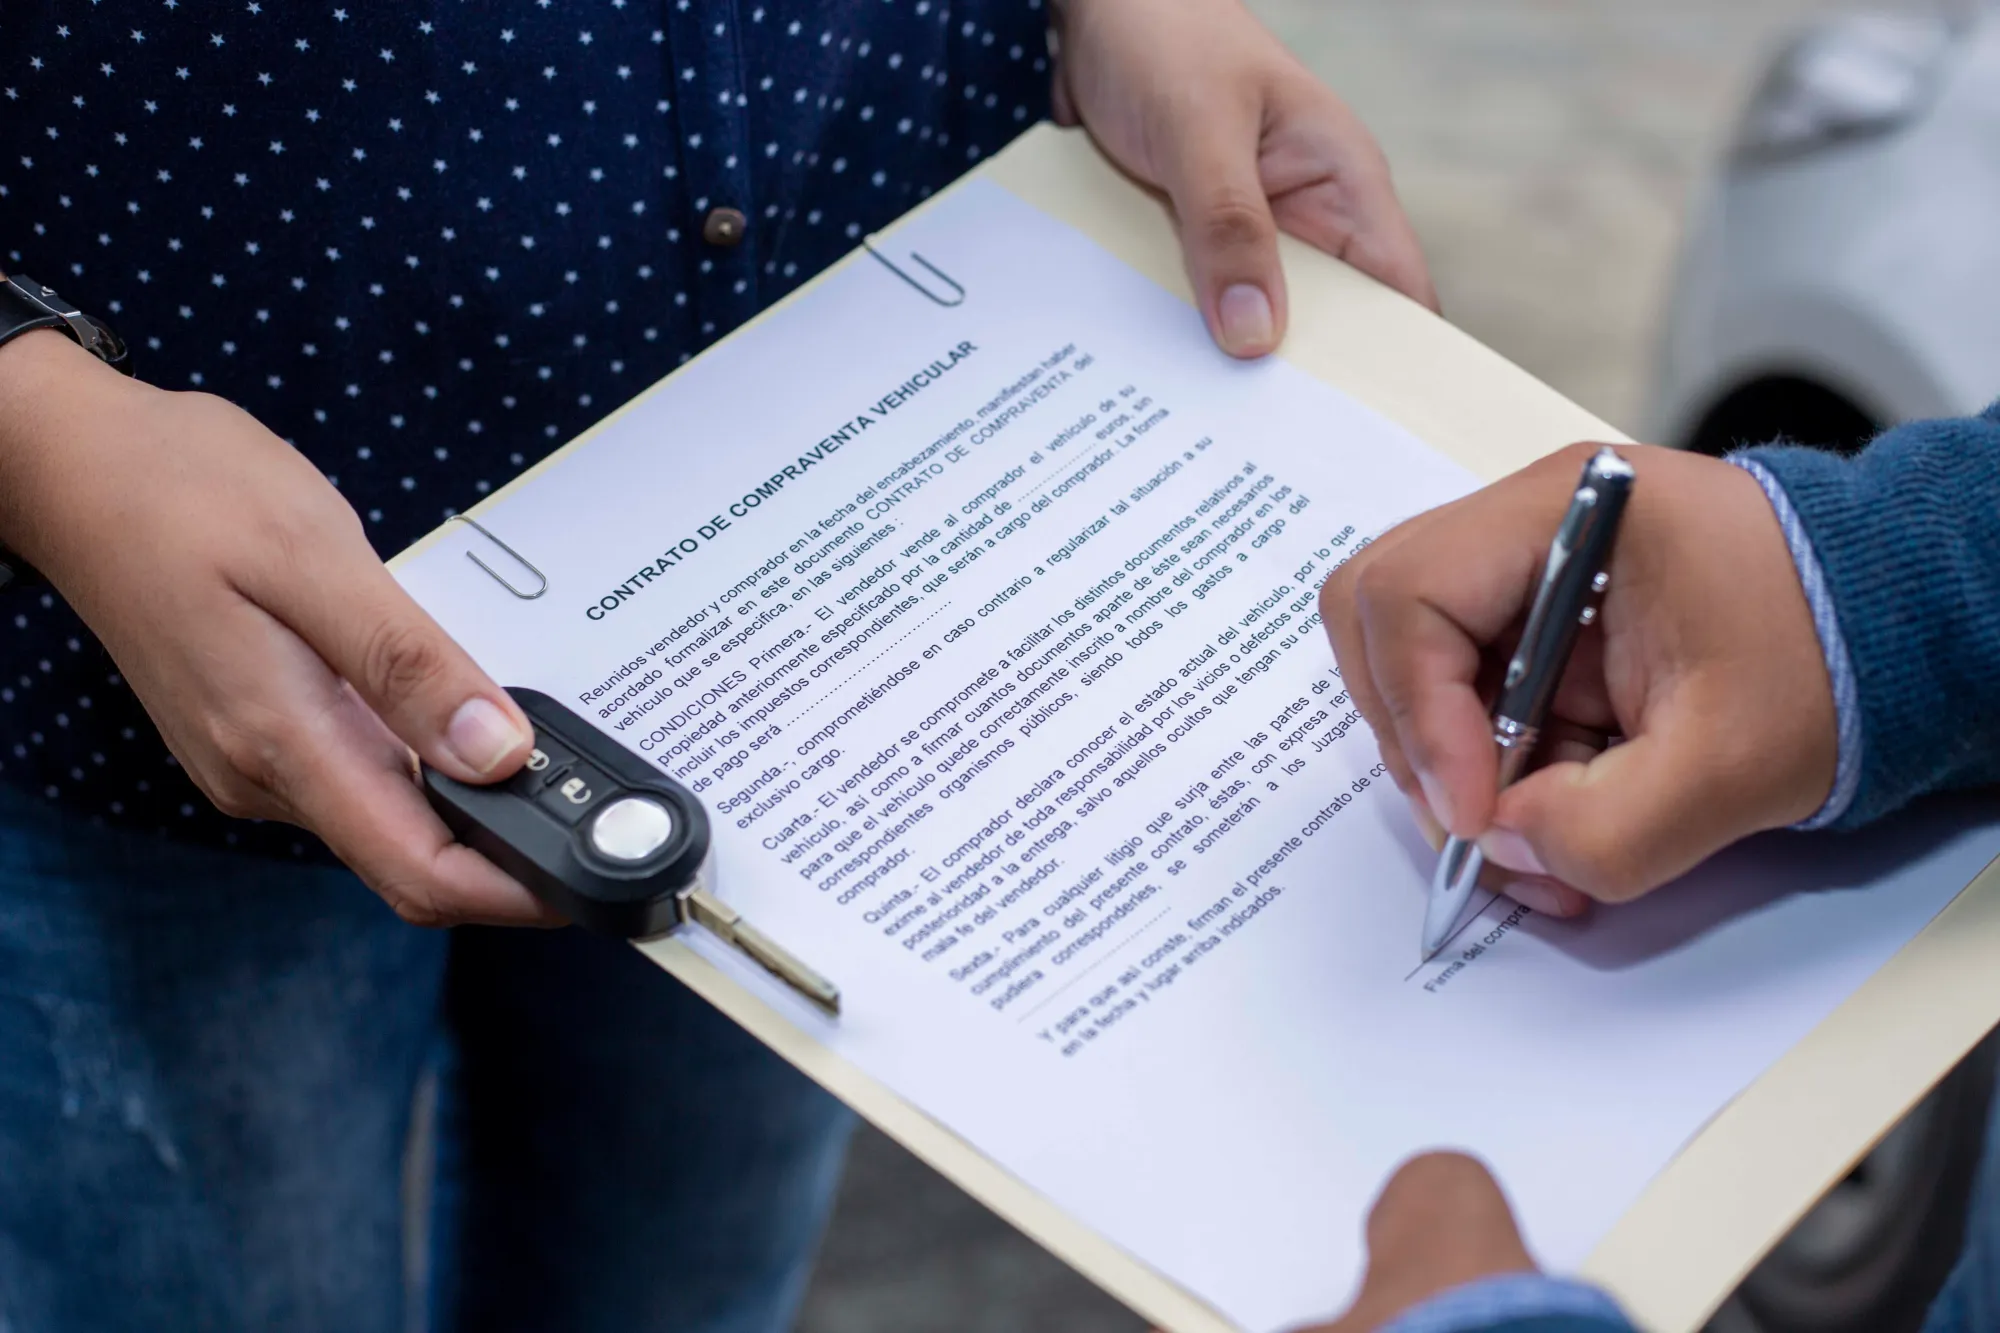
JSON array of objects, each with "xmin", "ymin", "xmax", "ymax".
[
  {"xmin": 359, "ymin": 617, "xmax": 450, "ymax": 706},
  {"xmin": 375, "ymin": 875, "xmax": 448, "ymax": 929},
  {"xmin": 1398, "ymin": 1150, "xmax": 1483, "ymax": 1191},
  {"xmin": 333, "ymin": 839, "xmax": 457, "ymax": 930},
  {"xmin": 1373, "ymin": 1151, "xmax": 1490, "ymax": 1233},
  {"xmin": 1317, "ymin": 568, "xmax": 1341, "ymax": 612},
  {"xmin": 203, "ymin": 717, "xmax": 298, "ymax": 814},
  {"xmin": 1347, "ymin": 556, "xmax": 1408, "ymax": 626},
  {"xmin": 1403, "ymin": 715, "xmax": 1456, "ymax": 775},
  {"xmin": 265, "ymin": 501, "xmax": 353, "ymax": 573},
  {"xmin": 1548, "ymin": 439, "xmax": 1609, "ymax": 478},
  {"xmin": 295, "ymin": 489, "xmax": 366, "ymax": 544},
  {"xmin": 203, "ymin": 779, "xmax": 264, "ymax": 821},
  {"xmin": 1396, "ymin": 722, "xmax": 1441, "ymax": 778},
  {"xmin": 1194, "ymin": 192, "xmax": 1274, "ymax": 255},
  {"xmin": 1319, "ymin": 558, "xmax": 1364, "ymax": 616},
  {"xmin": 1563, "ymin": 827, "xmax": 1649, "ymax": 903},
  {"xmin": 389, "ymin": 895, "xmax": 448, "ymax": 930}
]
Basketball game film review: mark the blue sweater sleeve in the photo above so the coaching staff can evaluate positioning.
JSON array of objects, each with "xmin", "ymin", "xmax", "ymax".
[
  {"xmin": 1733, "ymin": 400, "xmax": 2000, "ymax": 828},
  {"xmin": 1375, "ymin": 1273, "xmax": 1635, "ymax": 1333}
]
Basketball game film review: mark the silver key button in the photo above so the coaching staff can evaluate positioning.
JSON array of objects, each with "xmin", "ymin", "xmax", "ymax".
[{"xmin": 588, "ymin": 796, "xmax": 676, "ymax": 862}]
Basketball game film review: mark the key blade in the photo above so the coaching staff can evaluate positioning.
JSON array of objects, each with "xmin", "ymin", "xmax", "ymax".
[
  {"xmin": 683, "ymin": 888, "xmax": 842, "ymax": 1017},
  {"xmin": 733, "ymin": 919, "xmax": 843, "ymax": 1017}
]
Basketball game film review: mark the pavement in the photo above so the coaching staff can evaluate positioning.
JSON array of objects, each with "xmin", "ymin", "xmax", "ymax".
[{"xmin": 794, "ymin": 5, "xmax": 1934, "ymax": 1331}]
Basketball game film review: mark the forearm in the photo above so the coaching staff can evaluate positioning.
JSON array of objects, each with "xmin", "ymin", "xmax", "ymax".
[{"xmin": 1734, "ymin": 400, "xmax": 2000, "ymax": 827}]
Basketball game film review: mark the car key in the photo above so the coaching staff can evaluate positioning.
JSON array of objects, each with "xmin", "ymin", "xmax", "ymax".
[{"xmin": 421, "ymin": 687, "xmax": 840, "ymax": 1016}]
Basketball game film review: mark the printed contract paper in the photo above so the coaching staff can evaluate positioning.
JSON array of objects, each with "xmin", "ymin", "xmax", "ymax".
[{"xmin": 397, "ymin": 181, "xmax": 2000, "ymax": 1331}]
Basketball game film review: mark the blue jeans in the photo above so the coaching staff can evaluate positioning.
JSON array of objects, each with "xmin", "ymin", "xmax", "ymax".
[
  {"xmin": 1928, "ymin": 1075, "xmax": 2000, "ymax": 1331},
  {"xmin": 0, "ymin": 787, "xmax": 852, "ymax": 1333}
]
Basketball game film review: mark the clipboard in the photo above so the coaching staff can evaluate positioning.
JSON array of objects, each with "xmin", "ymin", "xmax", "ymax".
[{"xmin": 393, "ymin": 123, "xmax": 2000, "ymax": 1333}]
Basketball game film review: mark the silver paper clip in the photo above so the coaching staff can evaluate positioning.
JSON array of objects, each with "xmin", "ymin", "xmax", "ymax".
[
  {"xmin": 450, "ymin": 514, "xmax": 547, "ymax": 600},
  {"xmin": 862, "ymin": 238, "xmax": 966, "ymax": 307}
]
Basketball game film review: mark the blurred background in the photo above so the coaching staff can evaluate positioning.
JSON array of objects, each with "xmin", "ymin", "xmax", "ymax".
[{"xmin": 798, "ymin": 2, "xmax": 1970, "ymax": 1330}]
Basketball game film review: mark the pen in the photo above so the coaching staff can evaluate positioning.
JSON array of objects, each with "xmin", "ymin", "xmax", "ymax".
[{"xmin": 1421, "ymin": 446, "xmax": 1637, "ymax": 961}]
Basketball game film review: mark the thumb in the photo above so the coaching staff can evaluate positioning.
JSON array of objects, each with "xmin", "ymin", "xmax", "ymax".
[
  {"xmin": 262, "ymin": 553, "xmax": 534, "ymax": 785},
  {"xmin": 1155, "ymin": 97, "xmax": 1288, "ymax": 359},
  {"xmin": 1480, "ymin": 721, "xmax": 1752, "ymax": 904},
  {"xmin": 1315, "ymin": 1152, "xmax": 1535, "ymax": 1333}
]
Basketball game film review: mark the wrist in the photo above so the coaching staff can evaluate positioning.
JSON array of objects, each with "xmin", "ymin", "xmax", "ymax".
[{"xmin": 0, "ymin": 327, "xmax": 152, "ymax": 570}]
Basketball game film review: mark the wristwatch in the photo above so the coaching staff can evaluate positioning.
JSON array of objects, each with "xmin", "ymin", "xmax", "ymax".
[{"xmin": 0, "ymin": 273, "xmax": 133, "ymax": 590}]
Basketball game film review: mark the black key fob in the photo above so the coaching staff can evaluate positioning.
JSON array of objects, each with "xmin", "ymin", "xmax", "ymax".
[
  {"xmin": 421, "ymin": 688, "xmax": 840, "ymax": 1014},
  {"xmin": 422, "ymin": 687, "xmax": 710, "ymax": 939}
]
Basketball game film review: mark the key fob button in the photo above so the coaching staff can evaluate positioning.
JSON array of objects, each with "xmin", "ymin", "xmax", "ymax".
[
  {"xmin": 588, "ymin": 796, "xmax": 677, "ymax": 863},
  {"xmin": 534, "ymin": 760, "xmax": 612, "ymax": 825},
  {"xmin": 509, "ymin": 734, "xmax": 579, "ymax": 796}
]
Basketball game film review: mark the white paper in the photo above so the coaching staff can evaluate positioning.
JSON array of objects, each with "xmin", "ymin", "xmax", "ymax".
[{"xmin": 396, "ymin": 180, "xmax": 2000, "ymax": 1331}]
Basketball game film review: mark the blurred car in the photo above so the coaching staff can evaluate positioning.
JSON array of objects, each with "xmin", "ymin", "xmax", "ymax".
[
  {"xmin": 1650, "ymin": 7, "xmax": 2000, "ymax": 1329},
  {"xmin": 1653, "ymin": 3, "xmax": 2000, "ymax": 453}
]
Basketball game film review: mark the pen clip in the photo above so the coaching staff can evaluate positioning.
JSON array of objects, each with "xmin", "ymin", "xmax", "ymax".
[{"xmin": 1493, "ymin": 448, "xmax": 1634, "ymax": 723}]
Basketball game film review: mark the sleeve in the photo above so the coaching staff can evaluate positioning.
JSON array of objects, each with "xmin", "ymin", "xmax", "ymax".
[
  {"xmin": 1728, "ymin": 399, "xmax": 2000, "ymax": 829},
  {"xmin": 1725, "ymin": 454, "xmax": 1862, "ymax": 829},
  {"xmin": 1374, "ymin": 1273, "xmax": 1636, "ymax": 1333}
]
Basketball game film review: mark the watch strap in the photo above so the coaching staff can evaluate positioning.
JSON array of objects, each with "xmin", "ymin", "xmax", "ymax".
[{"xmin": 0, "ymin": 274, "xmax": 132, "ymax": 375}]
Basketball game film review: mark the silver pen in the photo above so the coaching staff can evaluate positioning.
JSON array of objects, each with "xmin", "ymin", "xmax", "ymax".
[{"xmin": 1421, "ymin": 447, "xmax": 1636, "ymax": 961}]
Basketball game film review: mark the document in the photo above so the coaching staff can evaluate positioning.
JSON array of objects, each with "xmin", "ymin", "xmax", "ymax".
[{"xmin": 395, "ymin": 179, "xmax": 2000, "ymax": 1331}]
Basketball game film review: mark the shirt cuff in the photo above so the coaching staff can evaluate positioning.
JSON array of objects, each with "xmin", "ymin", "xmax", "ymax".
[
  {"xmin": 1725, "ymin": 454, "xmax": 1862, "ymax": 829},
  {"xmin": 1375, "ymin": 1273, "xmax": 1632, "ymax": 1333}
]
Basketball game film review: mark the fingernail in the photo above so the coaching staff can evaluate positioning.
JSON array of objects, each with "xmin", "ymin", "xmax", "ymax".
[
  {"xmin": 1504, "ymin": 877, "xmax": 1579, "ymax": 918},
  {"xmin": 1478, "ymin": 826, "xmax": 1547, "ymax": 877},
  {"xmin": 1416, "ymin": 769, "xmax": 1456, "ymax": 835},
  {"xmin": 1218, "ymin": 284, "xmax": 1274, "ymax": 357},
  {"xmin": 445, "ymin": 697, "xmax": 530, "ymax": 777}
]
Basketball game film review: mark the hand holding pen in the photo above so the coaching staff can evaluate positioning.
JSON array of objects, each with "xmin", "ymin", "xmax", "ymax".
[
  {"xmin": 1316, "ymin": 443, "xmax": 1841, "ymax": 927},
  {"xmin": 1422, "ymin": 447, "xmax": 1635, "ymax": 957}
]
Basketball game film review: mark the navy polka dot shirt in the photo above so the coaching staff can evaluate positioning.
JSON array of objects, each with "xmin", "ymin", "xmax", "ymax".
[{"xmin": 1, "ymin": 2, "xmax": 1050, "ymax": 858}]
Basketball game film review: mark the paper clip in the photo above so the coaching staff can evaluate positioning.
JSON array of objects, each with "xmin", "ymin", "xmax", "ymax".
[
  {"xmin": 450, "ymin": 514, "xmax": 548, "ymax": 600},
  {"xmin": 862, "ymin": 238, "xmax": 966, "ymax": 307}
]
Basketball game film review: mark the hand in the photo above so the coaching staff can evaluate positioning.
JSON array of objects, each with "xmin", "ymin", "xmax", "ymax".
[
  {"xmin": 1151, "ymin": 1154, "xmax": 1541, "ymax": 1333},
  {"xmin": 1051, "ymin": 0, "xmax": 1436, "ymax": 359},
  {"xmin": 0, "ymin": 330, "xmax": 553, "ymax": 927},
  {"xmin": 1320, "ymin": 442, "xmax": 1838, "ymax": 909},
  {"xmin": 1295, "ymin": 1154, "xmax": 1537, "ymax": 1333}
]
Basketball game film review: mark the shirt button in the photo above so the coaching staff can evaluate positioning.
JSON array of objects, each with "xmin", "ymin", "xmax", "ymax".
[{"xmin": 702, "ymin": 207, "xmax": 748, "ymax": 248}]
